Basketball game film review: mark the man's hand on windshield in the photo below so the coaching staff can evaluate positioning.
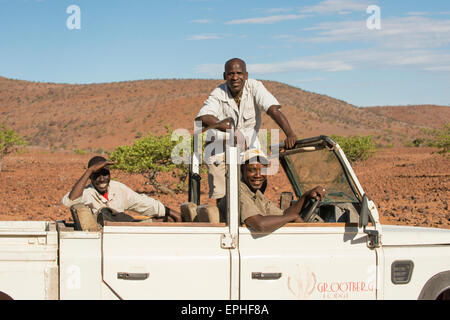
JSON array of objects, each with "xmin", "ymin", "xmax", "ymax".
[
  {"xmin": 234, "ymin": 129, "xmax": 248, "ymax": 151},
  {"xmin": 284, "ymin": 134, "xmax": 297, "ymax": 150}
]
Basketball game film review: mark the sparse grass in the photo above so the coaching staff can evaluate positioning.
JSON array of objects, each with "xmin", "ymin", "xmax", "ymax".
[{"xmin": 73, "ymin": 149, "xmax": 88, "ymax": 155}]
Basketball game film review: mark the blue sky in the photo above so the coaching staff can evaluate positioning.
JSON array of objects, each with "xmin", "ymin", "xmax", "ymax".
[{"xmin": 0, "ymin": 0, "xmax": 449, "ymax": 107}]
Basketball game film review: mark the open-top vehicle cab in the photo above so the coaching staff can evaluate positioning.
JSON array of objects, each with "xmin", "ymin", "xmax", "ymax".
[{"xmin": 188, "ymin": 135, "xmax": 378, "ymax": 234}]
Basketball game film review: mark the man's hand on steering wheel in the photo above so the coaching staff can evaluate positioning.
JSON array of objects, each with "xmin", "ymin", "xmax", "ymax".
[
  {"xmin": 299, "ymin": 186, "xmax": 326, "ymax": 223},
  {"xmin": 304, "ymin": 186, "xmax": 326, "ymax": 201}
]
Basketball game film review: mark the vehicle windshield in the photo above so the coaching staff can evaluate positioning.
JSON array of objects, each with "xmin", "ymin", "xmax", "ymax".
[{"xmin": 281, "ymin": 145, "xmax": 358, "ymax": 203}]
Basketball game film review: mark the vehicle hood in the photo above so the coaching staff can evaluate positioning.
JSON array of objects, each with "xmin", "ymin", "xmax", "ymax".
[{"xmin": 381, "ymin": 225, "xmax": 450, "ymax": 246}]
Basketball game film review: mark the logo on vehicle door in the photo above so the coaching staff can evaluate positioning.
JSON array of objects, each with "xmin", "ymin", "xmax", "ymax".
[
  {"xmin": 287, "ymin": 265, "xmax": 317, "ymax": 299},
  {"xmin": 288, "ymin": 265, "xmax": 376, "ymax": 300},
  {"xmin": 316, "ymin": 280, "xmax": 374, "ymax": 299}
]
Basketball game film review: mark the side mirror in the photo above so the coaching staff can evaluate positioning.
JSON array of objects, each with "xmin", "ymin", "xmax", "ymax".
[
  {"xmin": 359, "ymin": 194, "xmax": 369, "ymax": 228},
  {"xmin": 359, "ymin": 194, "xmax": 381, "ymax": 248}
]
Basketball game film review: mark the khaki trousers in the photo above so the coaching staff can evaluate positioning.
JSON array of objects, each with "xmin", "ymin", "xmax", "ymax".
[{"xmin": 207, "ymin": 161, "xmax": 226, "ymax": 199}]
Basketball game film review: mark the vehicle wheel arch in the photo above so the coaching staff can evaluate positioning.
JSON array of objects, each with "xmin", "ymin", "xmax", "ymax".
[{"xmin": 418, "ymin": 270, "xmax": 450, "ymax": 300}]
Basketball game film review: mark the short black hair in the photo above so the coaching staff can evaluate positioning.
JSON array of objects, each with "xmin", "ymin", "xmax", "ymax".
[
  {"xmin": 224, "ymin": 58, "xmax": 247, "ymax": 71},
  {"xmin": 88, "ymin": 156, "xmax": 107, "ymax": 168}
]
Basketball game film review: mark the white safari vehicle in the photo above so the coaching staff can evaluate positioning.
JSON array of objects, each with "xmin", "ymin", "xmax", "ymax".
[{"xmin": 0, "ymin": 136, "xmax": 449, "ymax": 300}]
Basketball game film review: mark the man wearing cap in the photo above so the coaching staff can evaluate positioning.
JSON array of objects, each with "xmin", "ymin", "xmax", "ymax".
[
  {"xmin": 62, "ymin": 156, "xmax": 181, "ymax": 224},
  {"xmin": 195, "ymin": 58, "xmax": 297, "ymax": 203},
  {"xmin": 220, "ymin": 151, "xmax": 325, "ymax": 233}
]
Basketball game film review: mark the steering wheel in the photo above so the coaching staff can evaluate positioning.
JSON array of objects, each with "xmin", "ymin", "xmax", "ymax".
[{"xmin": 300, "ymin": 199, "xmax": 324, "ymax": 223}]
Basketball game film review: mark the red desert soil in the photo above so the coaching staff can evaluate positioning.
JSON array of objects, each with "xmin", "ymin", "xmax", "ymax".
[{"xmin": 0, "ymin": 146, "xmax": 448, "ymax": 229}]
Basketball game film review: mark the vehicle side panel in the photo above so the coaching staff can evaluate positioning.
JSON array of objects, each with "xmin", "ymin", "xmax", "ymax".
[
  {"xmin": 382, "ymin": 245, "xmax": 450, "ymax": 299},
  {"xmin": 0, "ymin": 221, "xmax": 58, "ymax": 300}
]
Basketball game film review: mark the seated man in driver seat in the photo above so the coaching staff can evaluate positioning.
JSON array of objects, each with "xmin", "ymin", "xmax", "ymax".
[{"xmin": 219, "ymin": 150, "xmax": 325, "ymax": 233}]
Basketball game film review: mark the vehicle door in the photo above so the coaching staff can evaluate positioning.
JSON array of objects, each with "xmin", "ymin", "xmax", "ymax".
[
  {"xmin": 239, "ymin": 137, "xmax": 378, "ymax": 300},
  {"xmin": 102, "ymin": 220, "xmax": 231, "ymax": 299}
]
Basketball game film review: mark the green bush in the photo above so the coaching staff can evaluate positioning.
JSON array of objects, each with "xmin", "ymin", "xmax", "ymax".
[
  {"xmin": 110, "ymin": 127, "xmax": 190, "ymax": 194},
  {"xmin": 331, "ymin": 134, "xmax": 376, "ymax": 162},
  {"xmin": 0, "ymin": 123, "xmax": 28, "ymax": 171},
  {"xmin": 424, "ymin": 123, "xmax": 450, "ymax": 155}
]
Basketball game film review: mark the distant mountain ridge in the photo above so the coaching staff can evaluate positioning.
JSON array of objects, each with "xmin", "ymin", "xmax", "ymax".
[
  {"xmin": 365, "ymin": 105, "xmax": 450, "ymax": 129},
  {"xmin": 0, "ymin": 76, "xmax": 447, "ymax": 151}
]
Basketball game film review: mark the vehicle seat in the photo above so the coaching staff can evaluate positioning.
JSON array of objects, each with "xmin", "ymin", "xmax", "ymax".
[
  {"xmin": 335, "ymin": 203, "xmax": 360, "ymax": 223},
  {"xmin": 70, "ymin": 204, "xmax": 101, "ymax": 231},
  {"xmin": 196, "ymin": 204, "xmax": 221, "ymax": 223},
  {"xmin": 180, "ymin": 202, "xmax": 198, "ymax": 222},
  {"xmin": 280, "ymin": 192, "xmax": 293, "ymax": 210}
]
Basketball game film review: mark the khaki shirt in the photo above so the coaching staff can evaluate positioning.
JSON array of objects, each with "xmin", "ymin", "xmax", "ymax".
[
  {"xmin": 197, "ymin": 79, "xmax": 279, "ymax": 163},
  {"xmin": 239, "ymin": 181, "xmax": 283, "ymax": 224},
  {"xmin": 62, "ymin": 180, "xmax": 166, "ymax": 217}
]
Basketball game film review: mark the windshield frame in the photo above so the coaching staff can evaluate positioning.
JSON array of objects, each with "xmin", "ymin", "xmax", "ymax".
[{"xmin": 277, "ymin": 135, "xmax": 362, "ymax": 203}]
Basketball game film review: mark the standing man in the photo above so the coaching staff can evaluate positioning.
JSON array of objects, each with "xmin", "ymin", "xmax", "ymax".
[{"xmin": 195, "ymin": 58, "xmax": 297, "ymax": 203}]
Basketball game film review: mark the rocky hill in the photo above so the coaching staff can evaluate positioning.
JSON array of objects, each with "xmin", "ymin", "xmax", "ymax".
[{"xmin": 0, "ymin": 76, "xmax": 447, "ymax": 151}]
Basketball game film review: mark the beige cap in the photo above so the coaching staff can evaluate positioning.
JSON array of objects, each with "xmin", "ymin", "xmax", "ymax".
[{"xmin": 240, "ymin": 148, "xmax": 269, "ymax": 165}]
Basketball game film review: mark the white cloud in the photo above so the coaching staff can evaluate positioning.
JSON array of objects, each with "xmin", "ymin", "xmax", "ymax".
[
  {"xmin": 195, "ymin": 48, "xmax": 450, "ymax": 77},
  {"xmin": 195, "ymin": 57, "xmax": 353, "ymax": 76},
  {"xmin": 190, "ymin": 19, "xmax": 212, "ymax": 24},
  {"xmin": 196, "ymin": 13, "xmax": 450, "ymax": 76},
  {"xmin": 407, "ymin": 11, "xmax": 450, "ymax": 16},
  {"xmin": 272, "ymin": 34, "xmax": 296, "ymax": 40},
  {"xmin": 296, "ymin": 77, "xmax": 326, "ymax": 82},
  {"xmin": 225, "ymin": 14, "xmax": 307, "ymax": 25},
  {"xmin": 186, "ymin": 34, "xmax": 220, "ymax": 40},
  {"xmin": 317, "ymin": 49, "xmax": 450, "ymax": 73},
  {"xmin": 224, "ymin": 0, "xmax": 372, "ymax": 25},
  {"xmin": 265, "ymin": 8, "xmax": 295, "ymax": 13},
  {"xmin": 248, "ymin": 59, "xmax": 353, "ymax": 73},
  {"xmin": 292, "ymin": 17, "xmax": 450, "ymax": 49},
  {"xmin": 300, "ymin": 0, "xmax": 371, "ymax": 15},
  {"xmin": 423, "ymin": 66, "xmax": 450, "ymax": 71},
  {"xmin": 407, "ymin": 12, "xmax": 430, "ymax": 16},
  {"xmin": 195, "ymin": 63, "xmax": 223, "ymax": 76},
  {"xmin": 258, "ymin": 44, "xmax": 293, "ymax": 49}
]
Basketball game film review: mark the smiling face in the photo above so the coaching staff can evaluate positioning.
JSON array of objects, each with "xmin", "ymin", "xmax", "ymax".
[
  {"xmin": 90, "ymin": 168, "xmax": 110, "ymax": 194},
  {"xmin": 223, "ymin": 58, "xmax": 248, "ymax": 96},
  {"xmin": 242, "ymin": 162, "xmax": 267, "ymax": 192}
]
